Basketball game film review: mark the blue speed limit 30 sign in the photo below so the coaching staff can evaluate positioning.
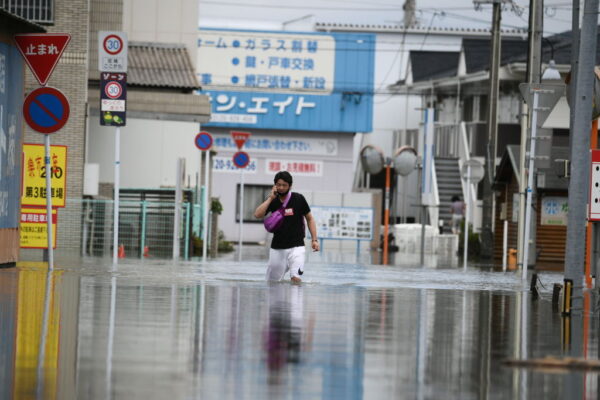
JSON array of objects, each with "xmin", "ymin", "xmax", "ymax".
[
  {"xmin": 195, "ymin": 131, "xmax": 213, "ymax": 151},
  {"xmin": 23, "ymin": 87, "xmax": 70, "ymax": 134},
  {"xmin": 232, "ymin": 151, "xmax": 250, "ymax": 168}
]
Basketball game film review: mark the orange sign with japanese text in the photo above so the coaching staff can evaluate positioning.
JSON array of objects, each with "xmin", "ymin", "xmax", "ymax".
[{"xmin": 21, "ymin": 144, "xmax": 67, "ymax": 207}]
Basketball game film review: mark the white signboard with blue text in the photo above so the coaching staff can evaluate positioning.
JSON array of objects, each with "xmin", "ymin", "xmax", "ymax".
[{"xmin": 197, "ymin": 29, "xmax": 375, "ymax": 133}]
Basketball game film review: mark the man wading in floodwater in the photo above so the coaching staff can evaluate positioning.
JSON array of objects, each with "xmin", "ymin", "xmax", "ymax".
[{"xmin": 254, "ymin": 171, "xmax": 319, "ymax": 283}]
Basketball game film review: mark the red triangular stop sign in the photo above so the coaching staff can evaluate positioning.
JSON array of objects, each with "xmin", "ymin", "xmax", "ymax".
[
  {"xmin": 231, "ymin": 131, "xmax": 251, "ymax": 149},
  {"xmin": 14, "ymin": 34, "xmax": 71, "ymax": 86}
]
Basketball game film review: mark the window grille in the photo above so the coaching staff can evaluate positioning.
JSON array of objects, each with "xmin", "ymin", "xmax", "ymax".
[{"xmin": 0, "ymin": 0, "xmax": 54, "ymax": 24}]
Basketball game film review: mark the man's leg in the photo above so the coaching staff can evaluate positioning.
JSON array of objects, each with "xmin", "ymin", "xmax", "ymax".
[
  {"xmin": 266, "ymin": 249, "xmax": 288, "ymax": 281},
  {"xmin": 288, "ymin": 246, "xmax": 306, "ymax": 283}
]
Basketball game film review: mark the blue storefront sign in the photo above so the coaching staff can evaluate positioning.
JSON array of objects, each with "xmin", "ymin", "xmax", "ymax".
[
  {"xmin": 197, "ymin": 29, "xmax": 375, "ymax": 133},
  {"xmin": 0, "ymin": 43, "xmax": 24, "ymax": 229}
]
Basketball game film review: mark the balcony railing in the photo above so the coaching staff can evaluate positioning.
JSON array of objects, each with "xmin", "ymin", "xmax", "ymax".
[{"xmin": 1, "ymin": 0, "xmax": 54, "ymax": 24}]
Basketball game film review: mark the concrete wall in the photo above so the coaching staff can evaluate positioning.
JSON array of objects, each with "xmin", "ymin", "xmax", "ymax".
[
  {"xmin": 123, "ymin": 0, "xmax": 199, "ymax": 68},
  {"xmin": 88, "ymin": 117, "xmax": 202, "ymax": 189}
]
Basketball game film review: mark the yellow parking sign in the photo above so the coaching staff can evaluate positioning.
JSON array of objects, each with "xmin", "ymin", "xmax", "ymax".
[
  {"xmin": 19, "ymin": 207, "xmax": 57, "ymax": 249},
  {"xmin": 21, "ymin": 144, "xmax": 67, "ymax": 208}
]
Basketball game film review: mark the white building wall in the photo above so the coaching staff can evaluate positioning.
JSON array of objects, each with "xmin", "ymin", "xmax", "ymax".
[
  {"xmin": 206, "ymin": 128, "xmax": 355, "ymax": 243},
  {"xmin": 351, "ymin": 31, "xmax": 465, "ymax": 223},
  {"xmin": 88, "ymin": 117, "xmax": 202, "ymax": 188},
  {"xmin": 357, "ymin": 31, "xmax": 464, "ymax": 153}
]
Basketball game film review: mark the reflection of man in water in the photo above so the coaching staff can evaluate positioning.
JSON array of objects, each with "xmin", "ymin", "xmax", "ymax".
[{"xmin": 264, "ymin": 284, "xmax": 314, "ymax": 382}]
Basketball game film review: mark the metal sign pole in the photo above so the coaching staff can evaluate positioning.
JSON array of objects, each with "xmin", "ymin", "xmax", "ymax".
[
  {"xmin": 383, "ymin": 164, "xmax": 391, "ymax": 265},
  {"xmin": 112, "ymin": 127, "xmax": 120, "ymax": 266},
  {"xmin": 522, "ymin": 90, "xmax": 540, "ymax": 281},
  {"xmin": 173, "ymin": 158, "xmax": 183, "ymax": 260},
  {"xmin": 44, "ymin": 135, "xmax": 54, "ymax": 270},
  {"xmin": 463, "ymin": 165, "xmax": 471, "ymax": 270},
  {"xmin": 238, "ymin": 168, "xmax": 244, "ymax": 262},
  {"xmin": 202, "ymin": 151, "xmax": 209, "ymax": 262}
]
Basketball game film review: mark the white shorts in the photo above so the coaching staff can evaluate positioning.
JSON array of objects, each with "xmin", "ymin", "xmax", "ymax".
[{"xmin": 266, "ymin": 246, "xmax": 306, "ymax": 281}]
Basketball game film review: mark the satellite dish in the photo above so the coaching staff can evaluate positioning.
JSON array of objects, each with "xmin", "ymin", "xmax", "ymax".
[
  {"xmin": 392, "ymin": 146, "xmax": 417, "ymax": 176},
  {"xmin": 360, "ymin": 145, "xmax": 385, "ymax": 175}
]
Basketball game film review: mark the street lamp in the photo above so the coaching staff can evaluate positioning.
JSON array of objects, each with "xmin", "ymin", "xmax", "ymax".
[{"xmin": 360, "ymin": 144, "xmax": 417, "ymax": 265}]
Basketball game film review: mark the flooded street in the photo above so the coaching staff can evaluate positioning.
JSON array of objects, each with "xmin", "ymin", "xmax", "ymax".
[{"xmin": 0, "ymin": 249, "xmax": 597, "ymax": 399}]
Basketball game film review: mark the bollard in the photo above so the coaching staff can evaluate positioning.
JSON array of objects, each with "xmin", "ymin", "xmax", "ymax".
[
  {"xmin": 508, "ymin": 248, "xmax": 517, "ymax": 270},
  {"xmin": 118, "ymin": 244, "xmax": 125, "ymax": 258},
  {"xmin": 562, "ymin": 279, "xmax": 573, "ymax": 316},
  {"xmin": 530, "ymin": 273, "xmax": 539, "ymax": 299},
  {"xmin": 552, "ymin": 283, "xmax": 562, "ymax": 312}
]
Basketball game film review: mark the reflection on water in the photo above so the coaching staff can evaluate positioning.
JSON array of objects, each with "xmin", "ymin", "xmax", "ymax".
[
  {"xmin": 265, "ymin": 284, "xmax": 310, "ymax": 380},
  {"xmin": 0, "ymin": 265, "xmax": 79, "ymax": 400},
  {"xmin": 0, "ymin": 260, "xmax": 599, "ymax": 399}
]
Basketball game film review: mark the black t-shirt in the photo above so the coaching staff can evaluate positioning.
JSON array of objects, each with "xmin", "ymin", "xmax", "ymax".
[{"xmin": 267, "ymin": 192, "xmax": 310, "ymax": 249}]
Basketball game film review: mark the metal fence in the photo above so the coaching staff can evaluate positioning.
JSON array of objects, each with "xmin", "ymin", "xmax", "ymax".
[
  {"xmin": 67, "ymin": 199, "xmax": 199, "ymax": 260},
  {"xmin": 434, "ymin": 124, "xmax": 460, "ymax": 158}
]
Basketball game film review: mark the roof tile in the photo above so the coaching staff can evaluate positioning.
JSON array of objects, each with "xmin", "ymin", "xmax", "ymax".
[{"xmin": 127, "ymin": 42, "xmax": 200, "ymax": 90}]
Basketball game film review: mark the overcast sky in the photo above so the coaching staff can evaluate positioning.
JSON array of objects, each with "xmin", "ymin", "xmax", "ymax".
[{"xmin": 199, "ymin": 0, "xmax": 575, "ymax": 36}]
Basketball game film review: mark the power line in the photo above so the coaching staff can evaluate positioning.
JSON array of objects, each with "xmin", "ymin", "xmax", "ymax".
[{"xmin": 200, "ymin": 1, "xmax": 403, "ymax": 11}]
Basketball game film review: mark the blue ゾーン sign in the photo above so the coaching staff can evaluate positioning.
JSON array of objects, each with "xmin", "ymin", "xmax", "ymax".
[{"xmin": 100, "ymin": 72, "xmax": 127, "ymax": 126}]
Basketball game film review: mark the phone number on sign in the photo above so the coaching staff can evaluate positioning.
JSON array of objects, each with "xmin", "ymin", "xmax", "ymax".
[{"xmin": 213, "ymin": 157, "xmax": 257, "ymax": 173}]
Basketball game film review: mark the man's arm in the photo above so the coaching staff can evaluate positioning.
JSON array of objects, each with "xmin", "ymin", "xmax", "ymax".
[
  {"xmin": 254, "ymin": 185, "xmax": 277, "ymax": 218},
  {"xmin": 305, "ymin": 212, "xmax": 320, "ymax": 252}
]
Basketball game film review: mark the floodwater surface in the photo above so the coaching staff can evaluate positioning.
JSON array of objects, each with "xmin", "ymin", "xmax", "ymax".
[{"xmin": 0, "ymin": 251, "xmax": 597, "ymax": 399}]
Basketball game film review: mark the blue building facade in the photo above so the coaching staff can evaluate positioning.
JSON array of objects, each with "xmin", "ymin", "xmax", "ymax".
[
  {"xmin": 0, "ymin": 40, "xmax": 24, "ymax": 264},
  {"xmin": 198, "ymin": 29, "xmax": 375, "ymax": 133}
]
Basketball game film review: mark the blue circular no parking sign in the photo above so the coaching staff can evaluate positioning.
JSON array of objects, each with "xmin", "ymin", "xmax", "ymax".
[
  {"xmin": 194, "ymin": 131, "xmax": 213, "ymax": 151},
  {"xmin": 232, "ymin": 151, "xmax": 250, "ymax": 168},
  {"xmin": 23, "ymin": 87, "xmax": 70, "ymax": 135}
]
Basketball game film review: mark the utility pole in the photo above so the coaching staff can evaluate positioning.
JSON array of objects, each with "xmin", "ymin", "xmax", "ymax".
[
  {"xmin": 517, "ymin": 0, "xmax": 543, "ymax": 271},
  {"xmin": 564, "ymin": 0, "xmax": 599, "ymax": 313},
  {"xmin": 480, "ymin": 0, "xmax": 502, "ymax": 259},
  {"xmin": 403, "ymin": 0, "xmax": 417, "ymax": 27}
]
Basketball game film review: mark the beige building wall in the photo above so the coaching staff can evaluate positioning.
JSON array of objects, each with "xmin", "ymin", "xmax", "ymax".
[
  {"xmin": 122, "ymin": 0, "xmax": 199, "ymax": 68},
  {"xmin": 88, "ymin": 0, "xmax": 123, "ymax": 79},
  {"xmin": 21, "ymin": 0, "xmax": 90, "ymax": 260}
]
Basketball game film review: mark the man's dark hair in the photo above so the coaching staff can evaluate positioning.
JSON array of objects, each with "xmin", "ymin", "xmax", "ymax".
[
  {"xmin": 451, "ymin": 195, "xmax": 460, "ymax": 202},
  {"xmin": 274, "ymin": 171, "xmax": 293, "ymax": 186}
]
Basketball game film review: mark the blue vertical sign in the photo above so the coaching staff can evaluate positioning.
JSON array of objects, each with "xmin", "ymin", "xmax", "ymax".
[
  {"xmin": 197, "ymin": 29, "xmax": 375, "ymax": 133},
  {"xmin": 100, "ymin": 72, "xmax": 127, "ymax": 126},
  {"xmin": 0, "ymin": 43, "xmax": 24, "ymax": 229}
]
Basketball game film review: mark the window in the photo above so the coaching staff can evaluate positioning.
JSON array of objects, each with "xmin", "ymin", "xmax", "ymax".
[
  {"xmin": 236, "ymin": 184, "xmax": 272, "ymax": 223},
  {"xmin": 1, "ymin": 0, "xmax": 54, "ymax": 24}
]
